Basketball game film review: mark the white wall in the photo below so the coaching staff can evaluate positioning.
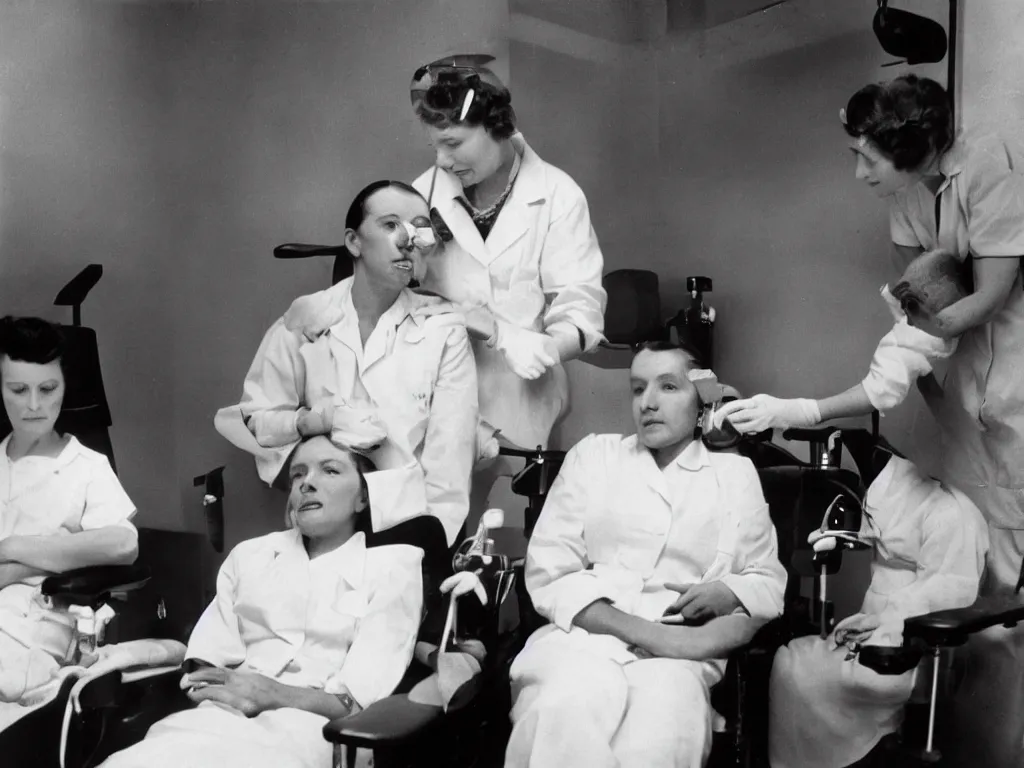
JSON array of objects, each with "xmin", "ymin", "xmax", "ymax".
[{"xmin": 0, "ymin": 0, "xmax": 509, "ymax": 553}]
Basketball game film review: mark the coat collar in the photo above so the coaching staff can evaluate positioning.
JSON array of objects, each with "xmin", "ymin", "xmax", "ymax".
[
  {"xmin": 428, "ymin": 133, "xmax": 549, "ymax": 267},
  {"xmin": 277, "ymin": 527, "xmax": 367, "ymax": 589},
  {"xmin": 623, "ymin": 433, "xmax": 712, "ymax": 472}
]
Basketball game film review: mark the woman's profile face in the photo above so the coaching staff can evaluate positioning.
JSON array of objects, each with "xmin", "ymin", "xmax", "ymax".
[
  {"xmin": 426, "ymin": 124, "xmax": 506, "ymax": 189},
  {"xmin": 0, "ymin": 356, "xmax": 64, "ymax": 439},
  {"xmin": 346, "ymin": 187, "xmax": 432, "ymax": 289},
  {"xmin": 848, "ymin": 137, "xmax": 921, "ymax": 198}
]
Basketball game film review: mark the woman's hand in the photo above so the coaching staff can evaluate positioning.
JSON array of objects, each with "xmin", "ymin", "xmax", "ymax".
[
  {"xmin": 181, "ymin": 667, "xmax": 283, "ymax": 717},
  {"xmin": 296, "ymin": 405, "xmax": 333, "ymax": 438},
  {"xmin": 494, "ymin": 323, "xmax": 559, "ymax": 380},
  {"xmin": 714, "ymin": 395, "xmax": 821, "ymax": 434},
  {"xmin": 660, "ymin": 581, "xmax": 742, "ymax": 625},
  {"xmin": 832, "ymin": 613, "xmax": 882, "ymax": 648}
]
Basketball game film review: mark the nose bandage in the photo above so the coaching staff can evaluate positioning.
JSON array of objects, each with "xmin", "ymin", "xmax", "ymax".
[{"xmin": 400, "ymin": 221, "xmax": 436, "ymax": 249}]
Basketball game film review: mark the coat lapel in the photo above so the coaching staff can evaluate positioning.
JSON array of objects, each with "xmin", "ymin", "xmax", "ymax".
[{"xmin": 481, "ymin": 140, "xmax": 547, "ymax": 265}]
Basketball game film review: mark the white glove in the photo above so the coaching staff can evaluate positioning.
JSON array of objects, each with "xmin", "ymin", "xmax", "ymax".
[
  {"xmin": 493, "ymin": 322, "xmax": 559, "ymax": 380},
  {"xmin": 713, "ymin": 394, "xmax": 821, "ymax": 434},
  {"xmin": 297, "ymin": 400, "xmax": 387, "ymax": 453},
  {"xmin": 440, "ymin": 571, "xmax": 489, "ymax": 606}
]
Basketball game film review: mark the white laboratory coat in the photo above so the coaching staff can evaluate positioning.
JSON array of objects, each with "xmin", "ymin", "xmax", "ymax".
[
  {"xmin": 214, "ymin": 278, "xmax": 478, "ymax": 545},
  {"xmin": 412, "ymin": 134, "xmax": 607, "ymax": 450},
  {"xmin": 0, "ymin": 435, "xmax": 136, "ymax": 725},
  {"xmin": 100, "ymin": 529, "xmax": 423, "ymax": 768},
  {"xmin": 506, "ymin": 435, "xmax": 786, "ymax": 768},
  {"xmin": 769, "ymin": 455, "xmax": 989, "ymax": 768}
]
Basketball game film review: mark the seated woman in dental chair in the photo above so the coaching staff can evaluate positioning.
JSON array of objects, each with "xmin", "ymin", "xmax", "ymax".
[
  {"xmin": 0, "ymin": 317, "xmax": 138, "ymax": 727},
  {"xmin": 506, "ymin": 341, "xmax": 787, "ymax": 768},
  {"xmin": 216, "ymin": 180, "xmax": 479, "ymax": 546},
  {"xmin": 101, "ymin": 435, "xmax": 424, "ymax": 768},
  {"xmin": 768, "ymin": 433, "xmax": 989, "ymax": 768}
]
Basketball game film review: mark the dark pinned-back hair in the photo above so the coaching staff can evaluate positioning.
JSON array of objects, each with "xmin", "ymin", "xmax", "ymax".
[
  {"xmin": 416, "ymin": 71, "xmax": 516, "ymax": 141},
  {"xmin": 843, "ymin": 74, "xmax": 954, "ymax": 172},
  {"xmin": 632, "ymin": 339, "xmax": 707, "ymax": 371},
  {"xmin": 0, "ymin": 316, "xmax": 67, "ymax": 374},
  {"xmin": 345, "ymin": 180, "xmax": 425, "ymax": 232}
]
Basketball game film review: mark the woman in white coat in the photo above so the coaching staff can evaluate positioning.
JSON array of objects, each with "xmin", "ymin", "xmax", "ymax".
[
  {"xmin": 0, "ymin": 317, "xmax": 138, "ymax": 729},
  {"xmin": 99, "ymin": 435, "xmax": 424, "ymax": 768},
  {"xmin": 215, "ymin": 181, "xmax": 478, "ymax": 545},
  {"xmin": 408, "ymin": 57, "xmax": 607, "ymax": 473},
  {"xmin": 717, "ymin": 75, "xmax": 1024, "ymax": 766}
]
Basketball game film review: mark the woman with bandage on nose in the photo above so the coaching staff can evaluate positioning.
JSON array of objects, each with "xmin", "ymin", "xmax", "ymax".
[{"xmin": 216, "ymin": 180, "xmax": 479, "ymax": 546}]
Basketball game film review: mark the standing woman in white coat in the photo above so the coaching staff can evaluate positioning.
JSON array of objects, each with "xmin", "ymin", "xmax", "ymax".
[
  {"xmin": 408, "ymin": 57, "xmax": 607, "ymax": 493},
  {"xmin": 718, "ymin": 75, "xmax": 1024, "ymax": 767}
]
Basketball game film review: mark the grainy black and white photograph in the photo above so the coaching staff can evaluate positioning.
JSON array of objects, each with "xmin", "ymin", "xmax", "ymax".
[{"xmin": 0, "ymin": 1, "xmax": 1022, "ymax": 766}]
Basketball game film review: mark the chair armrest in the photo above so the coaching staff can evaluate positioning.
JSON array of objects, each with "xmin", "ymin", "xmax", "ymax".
[
  {"xmin": 902, "ymin": 596, "xmax": 1024, "ymax": 647},
  {"xmin": 41, "ymin": 564, "xmax": 150, "ymax": 609},
  {"xmin": 322, "ymin": 694, "xmax": 444, "ymax": 749}
]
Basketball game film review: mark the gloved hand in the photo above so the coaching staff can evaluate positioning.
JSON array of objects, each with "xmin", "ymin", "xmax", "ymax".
[
  {"xmin": 296, "ymin": 404, "xmax": 333, "ymax": 438},
  {"xmin": 494, "ymin": 321, "xmax": 559, "ymax": 380},
  {"xmin": 297, "ymin": 401, "xmax": 387, "ymax": 452},
  {"xmin": 440, "ymin": 570, "xmax": 489, "ymax": 606},
  {"xmin": 714, "ymin": 394, "xmax": 821, "ymax": 434}
]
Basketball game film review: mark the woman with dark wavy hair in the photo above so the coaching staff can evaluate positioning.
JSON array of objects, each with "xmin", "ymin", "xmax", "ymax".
[
  {"xmin": 721, "ymin": 74, "xmax": 1024, "ymax": 768},
  {"xmin": 0, "ymin": 316, "xmax": 137, "ymax": 727},
  {"xmin": 407, "ymin": 55, "xmax": 607, "ymax": 514}
]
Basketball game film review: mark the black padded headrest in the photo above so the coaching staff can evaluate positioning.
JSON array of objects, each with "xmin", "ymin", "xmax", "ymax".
[
  {"xmin": 602, "ymin": 269, "xmax": 663, "ymax": 345},
  {"xmin": 873, "ymin": 3, "xmax": 948, "ymax": 65}
]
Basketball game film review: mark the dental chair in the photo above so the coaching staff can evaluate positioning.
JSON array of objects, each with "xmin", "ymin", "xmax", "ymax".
[
  {"xmin": 760, "ymin": 424, "xmax": 1024, "ymax": 767},
  {"xmin": 0, "ymin": 266, "xmax": 164, "ymax": 766},
  {"xmin": 45, "ymin": 514, "xmax": 481, "ymax": 768}
]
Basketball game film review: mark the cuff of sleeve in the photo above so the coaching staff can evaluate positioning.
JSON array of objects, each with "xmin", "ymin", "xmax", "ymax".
[
  {"xmin": 549, "ymin": 573, "xmax": 621, "ymax": 633},
  {"xmin": 364, "ymin": 463, "xmax": 428, "ymax": 534},
  {"xmin": 324, "ymin": 675, "xmax": 369, "ymax": 711},
  {"xmin": 718, "ymin": 575, "xmax": 782, "ymax": 622}
]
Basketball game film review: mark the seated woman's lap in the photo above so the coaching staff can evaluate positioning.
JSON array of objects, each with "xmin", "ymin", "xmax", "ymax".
[{"xmin": 99, "ymin": 701, "xmax": 334, "ymax": 768}]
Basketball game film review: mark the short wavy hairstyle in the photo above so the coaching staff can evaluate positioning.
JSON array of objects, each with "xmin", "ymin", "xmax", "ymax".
[
  {"xmin": 0, "ymin": 316, "xmax": 67, "ymax": 375},
  {"xmin": 844, "ymin": 74, "xmax": 954, "ymax": 172},
  {"xmin": 415, "ymin": 71, "xmax": 516, "ymax": 141}
]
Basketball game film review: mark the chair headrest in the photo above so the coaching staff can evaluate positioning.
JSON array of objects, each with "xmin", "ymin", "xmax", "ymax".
[
  {"xmin": 873, "ymin": 4, "xmax": 948, "ymax": 65},
  {"xmin": 602, "ymin": 269, "xmax": 663, "ymax": 345}
]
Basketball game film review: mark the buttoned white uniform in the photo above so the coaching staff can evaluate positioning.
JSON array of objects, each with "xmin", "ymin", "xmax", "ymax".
[
  {"xmin": 505, "ymin": 434, "xmax": 786, "ymax": 768},
  {"xmin": 0, "ymin": 435, "xmax": 136, "ymax": 728},
  {"xmin": 215, "ymin": 278, "xmax": 478, "ymax": 544},
  {"xmin": 99, "ymin": 529, "xmax": 423, "ymax": 768},
  {"xmin": 412, "ymin": 133, "xmax": 606, "ymax": 451},
  {"xmin": 888, "ymin": 128, "xmax": 1024, "ymax": 767},
  {"xmin": 769, "ymin": 455, "xmax": 988, "ymax": 768}
]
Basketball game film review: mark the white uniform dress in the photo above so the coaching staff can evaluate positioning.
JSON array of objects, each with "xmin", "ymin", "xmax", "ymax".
[
  {"xmin": 768, "ymin": 455, "xmax": 988, "ymax": 768},
  {"xmin": 100, "ymin": 529, "xmax": 423, "ymax": 768},
  {"xmin": 215, "ymin": 278, "xmax": 478, "ymax": 545},
  {"xmin": 888, "ymin": 128, "xmax": 1024, "ymax": 767},
  {"xmin": 412, "ymin": 133, "xmax": 607, "ymax": 451},
  {"xmin": 0, "ymin": 435, "xmax": 136, "ymax": 728},
  {"xmin": 506, "ymin": 435, "xmax": 787, "ymax": 768}
]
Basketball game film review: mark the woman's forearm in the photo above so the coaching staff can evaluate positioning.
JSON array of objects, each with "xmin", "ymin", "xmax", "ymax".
[
  {"xmin": 573, "ymin": 599, "xmax": 656, "ymax": 648},
  {"xmin": 0, "ymin": 562, "xmax": 50, "ymax": 589},
  {"xmin": 0, "ymin": 527, "xmax": 138, "ymax": 572},
  {"xmin": 816, "ymin": 383, "xmax": 876, "ymax": 422},
  {"xmin": 269, "ymin": 682, "xmax": 362, "ymax": 720}
]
